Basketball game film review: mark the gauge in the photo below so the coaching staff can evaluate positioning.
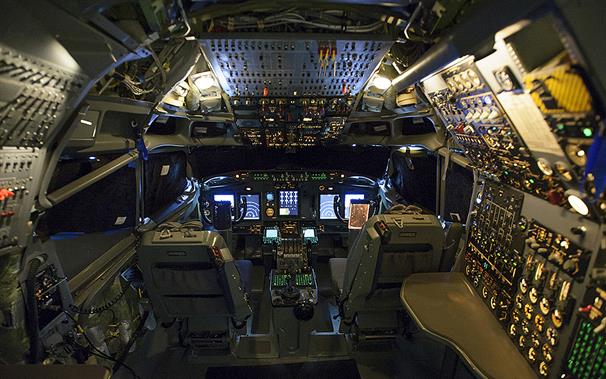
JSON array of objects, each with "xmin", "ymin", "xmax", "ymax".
[
  {"xmin": 546, "ymin": 327, "xmax": 558, "ymax": 346},
  {"xmin": 551, "ymin": 309, "xmax": 563, "ymax": 329},
  {"xmin": 537, "ymin": 158, "xmax": 554, "ymax": 176},
  {"xmin": 540, "ymin": 298, "xmax": 550, "ymax": 315},
  {"xmin": 524, "ymin": 303, "xmax": 533, "ymax": 320},
  {"xmin": 539, "ymin": 362, "xmax": 549, "ymax": 377},
  {"xmin": 534, "ymin": 314, "xmax": 545, "ymax": 333},
  {"xmin": 528, "ymin": 347, "xmax": 537, "ymax": 362},
  {"xmin": 529, "ymin": 287, "xmax": 539, "ymax": 304},
  {"xmin": 542, "ymin": 344, "xmax": 552, "ymax": 362}
]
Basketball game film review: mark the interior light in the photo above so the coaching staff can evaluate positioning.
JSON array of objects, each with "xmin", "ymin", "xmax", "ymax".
[
  {"xmin": 193, "ymin": 72, "xmax": 217, "ymax": 91},
  {"xmin": 565, "ymin": 190, "xmax": 589, "ymax": 216},
  {"xmin": 371, "ymin": 75, "xmax": 392, "ymax": 90},
  {"xmin": 398, "ymin": 145, "xmax": 425, "ymax": 153}
]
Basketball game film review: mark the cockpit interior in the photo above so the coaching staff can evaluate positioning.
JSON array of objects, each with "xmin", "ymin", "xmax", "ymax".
[{"xmin": 1, "ymin": 1, "xmax": 606, "ymax": 378}]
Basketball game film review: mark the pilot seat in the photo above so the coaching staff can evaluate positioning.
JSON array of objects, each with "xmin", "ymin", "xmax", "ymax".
[
  {"xmin": 329, "ymin": 206, "xmax": 459, "ymax": 338},
  {"xmin": 138, "ymin": 221, "xmax": 252, "ymax": 351}
]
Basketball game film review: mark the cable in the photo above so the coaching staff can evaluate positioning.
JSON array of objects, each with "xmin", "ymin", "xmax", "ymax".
[
  {"xmin": 25, "ymin": 257, "xmax": 43, "ymax": 363},
  {"xmin": 69, "ymin": 285, "xmax": 129, "ymax": 315},
  {"xmin": 214, "ymin": 10, "xmax": 386, "ymax": 33},
  {"xmin": 385, "ymin": 204, "xmax": 423, "ymax": 214},
  {"xmin": 64, "ymin": 311, "xmax": 141, "ymax": 379},
  {"xmin": 174, "ymin": 0, "xmax": 192, "ymax": 38}
]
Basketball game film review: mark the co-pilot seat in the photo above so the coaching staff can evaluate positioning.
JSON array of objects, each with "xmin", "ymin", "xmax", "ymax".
[
  {"xmin": 329, "ymin": 211, "xmax": 444, "ymax": 335},
  {"xmin": 138, "ymin": 222, "xmax": 252, "ymax": 350}
]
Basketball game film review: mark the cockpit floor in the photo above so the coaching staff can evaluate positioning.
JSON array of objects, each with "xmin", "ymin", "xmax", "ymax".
[{"xmin": 113, "ymin": 262, "xmax": 468, "ymax": 378}]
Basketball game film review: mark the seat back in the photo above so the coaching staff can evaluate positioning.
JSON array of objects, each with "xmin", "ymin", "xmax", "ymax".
[
  {"xmin": 340, "ymin": 213, "xmax": 443, "ymax": 330},
  {"xmin": 138, "ymin": 226, "xmax": 251, "ymax": 326}
]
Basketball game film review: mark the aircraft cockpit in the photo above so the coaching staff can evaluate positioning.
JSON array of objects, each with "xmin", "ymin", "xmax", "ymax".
[{"xmin": 3, "ymin": 1, "xmax": 606, "ymax": 379}]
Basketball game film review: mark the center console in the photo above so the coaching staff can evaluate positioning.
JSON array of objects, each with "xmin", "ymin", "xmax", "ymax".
[{"xmin": 264, "ymin": 225, "xmax": 319, "ymax": 318}]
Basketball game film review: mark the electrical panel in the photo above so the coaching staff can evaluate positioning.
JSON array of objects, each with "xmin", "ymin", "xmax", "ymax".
[
  {"xmin": 525, "ymin": 221, "xmax": 592, "ymax": 280},
  {"xmin": 464, "ymin": 180, "xmax": 525, "ymax": 324},
  {"xmin": 508, "ymin": 222, "xmax": 578, "ymax": 377},
  {"xmin": 33, "ymin": 264, "xmax": 69, "ymax": 331},
  {"xmin": 0, "ymin": 43, "xmax": 86, "ymax": 148},
  {"xmin": 424, "ymin": 16, "xmax": 606, "ymax": 377},
  {"xmin": 0, "ymin": 148, "xmax": 44, "ymax": 249},
  {"xmin": 423, "ymin": 58, "xmax": 569, "ymax": 213},
  {"xmin": 565, "ymin": 286, "xmax": 606, "ymax": 379},
  {"xmin": 20, "ymin": 250, "xmax": 74, "ymax": 351},
  {"xmin": 423, "ymin": 34, "xmax": 606, "ymax": 221},
  {"xmin": 462, "ymin": 178, "xmax": 599, "ymax": 378},
  {"xmin": 233, "ymin": 96, "xmax": 351, "ymax": 148},
  {"xmin": 519, "ymin": 54, "xmax": 604, "ymax": 214},
  {"xmin": 199, "ymin": 35, "xmax": 393, "ymax": 97}
]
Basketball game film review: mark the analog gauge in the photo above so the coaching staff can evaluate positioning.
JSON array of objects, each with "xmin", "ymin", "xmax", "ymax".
[
  {"xmin": 528, "ymin": 347, "xmax": 537, "ymax": 362},
  {"xmin": 551, "ymin": 309, "xmax": 564, "ymax": 329},
  {"xmin": 515, "ymin": 294, "xmax": 524, "ymax": 309},
  {"xmin": 490, "ymin": 295, "xmax": 497, "ymax": 310},
  {"xmin": 519, "ymin": 278, "xmax": 529, "ymax": 293},
  {"xmin": 509, "ymin": 324, "xmax": 517, "ymax": 337},
  {"xmin": 566, "ymin": 144, "xmax": 587, "ymax": 167},
  {"xmin": 519, "ymin": 335, "xmax": 526, "ymax": 348},
  {"xmin": 524, "ymin": 303, "xmax": 533, "ymax": 320},
  {"xmin": 539, "ymin": 362, "xmax": 549, "ymax": 376},
  {"xmin": 265, "ymin": 207, "xmax": 275, "ymax": 217},
  {"xmin": 537, "ymin": 158, "xmax": 554, "ymax": 176},
  {"xmin": 482, "ymin": 286, "xmax": 489, "ymax": 298},
  {"xmin": 529, "ymin": 287, "xmax": 539, "ymax": 304},
  {"xmin": 512, "ymin": 311, "xmax": 521, "ymax": 323},
  {"xmin": 521, "ymin": 320, "xmax": 530, "ymax": 335},
  {"xmin": 554, "ymin": 161, "xmax": 574, "ymax": 182},
  {"xmin": 542, "ymin": 344, "xmax": 552, "ymax": 362},
  {"xmin": 534, "ymin": 314, "xmax": 545, "ymax": 333},
  {"xmin": 546, "ymin": 327, "xmax": 558, "ymax": 346},
  {"xmin": 540, "ymin": 298, "xmax": 550, "ymax": 315}
]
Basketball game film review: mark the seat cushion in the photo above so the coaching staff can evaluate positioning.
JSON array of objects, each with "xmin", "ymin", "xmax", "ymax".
[
  {"xmin": 234, "ymin": 259, "xmax": 253, "ymax": 293},
  {"xmin": 329, "ymin": 258, "xmax": 348, "ymax": 294}
]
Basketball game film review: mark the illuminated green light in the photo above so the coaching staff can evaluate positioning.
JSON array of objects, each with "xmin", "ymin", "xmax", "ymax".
[
  {"xmin": 557, "ymin": 123, "xmax": 565, "ymax": 130},
  {"xmin": 583, "ymin": 128, "xmax": 593, "ymax": 137}
]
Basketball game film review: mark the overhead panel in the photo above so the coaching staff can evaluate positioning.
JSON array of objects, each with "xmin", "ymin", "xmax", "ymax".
[{"xmin": 199, "ymin": 34, "xmax": 393, "ymax": 98}]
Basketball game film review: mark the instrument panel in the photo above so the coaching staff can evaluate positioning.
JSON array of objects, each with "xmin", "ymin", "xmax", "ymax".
[{"xmin": 201, "ymin": 170, "xmax": 379, "ymax": 234}]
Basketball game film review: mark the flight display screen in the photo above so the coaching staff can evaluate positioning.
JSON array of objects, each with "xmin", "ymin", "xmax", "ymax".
[
  {"xmin": 279, "ymin": 190, "xmax": 299, "ymax": 216},
  {"xmin": 265, "ymin": 228, "xmax": 278, "ymax": 238},
  {"xmin": 303, "ymin": 228, "xmax": 316, "ymax": 238},
  {"xmin": 319, "ymin": 194, "xmax": 338, "ymax": 219},
  {"xmin": 243, "ymin": 194, "xmax": 260, "ymax": 220},
  {"xmin": 320, "ymin": 193, "xmax": 365, "ymax": 219},
  {"xmin": 213, "ymin": 194, "xmax": 234, "ymax": 206}
]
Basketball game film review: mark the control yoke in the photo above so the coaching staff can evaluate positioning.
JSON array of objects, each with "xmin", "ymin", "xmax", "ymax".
[{"xmin": 202, "ymin": 196, "xmax": 248, "ymax": 226}]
